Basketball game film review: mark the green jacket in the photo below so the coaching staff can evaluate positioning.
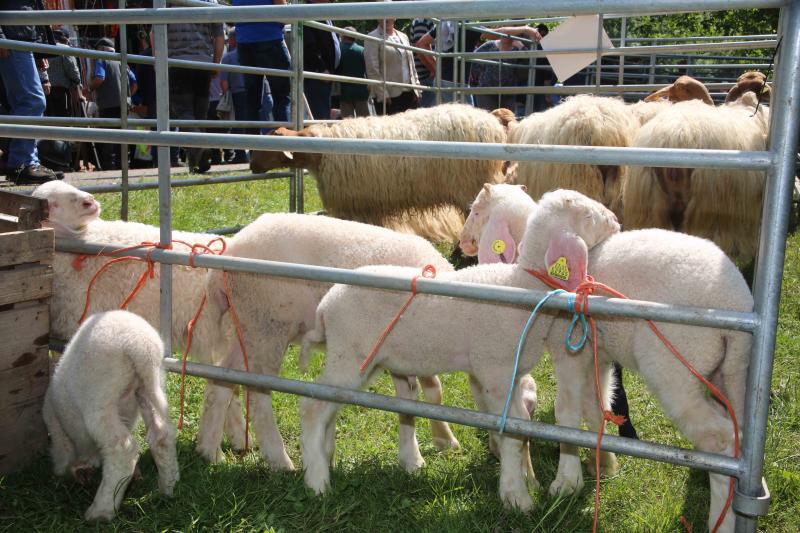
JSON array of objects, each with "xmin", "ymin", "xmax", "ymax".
[{"xmin": 337, "ymin": 42, "xmax": 370, "ymax": 102}]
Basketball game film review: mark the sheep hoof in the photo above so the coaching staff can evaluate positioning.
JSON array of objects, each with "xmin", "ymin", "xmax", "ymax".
[
  {"xmin": 304, "ymin": 471, "xmax": 330, "ymax": 496},
  {"xmin": 267, "ymin": 454, "xmax": 296, "ymax": 472},
  {"xmin": 195, "ymin": 443, "xmax": 224, "ymax": 464},
  {"xmin": 84, "ymin": 504, "xmax": 115, "ymax": 522},
  {"xmin": 500, "ymin": 488, "xmax": 534, "ymax": 512},
  {"xmin": 432, "ymin": 436, "xmax": 460, "ymax": 452},
  {"xmin": 400, "ymin": 454, "xmax": 426, "ymax": 474},
  {"xmin": 587, "ymin": 452, "xmax": 619, "ymax": 477},
  {"xmin": 548, "ymin": 475, "xmax": 583, "ymax": 498}
]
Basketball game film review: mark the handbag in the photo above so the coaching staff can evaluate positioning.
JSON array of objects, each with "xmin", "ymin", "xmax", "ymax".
[{"xmin": 216, "ymin": 91, "xmax": 234, "ymax": 120}]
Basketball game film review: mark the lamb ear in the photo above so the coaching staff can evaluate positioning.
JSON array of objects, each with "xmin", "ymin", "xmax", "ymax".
[
  {"xmin": 478, "ymin": 216, "xmax": 516, "ymax": 264},
  {"xmin": 544, "ymin": 231, "xmax": 588, "ymax": 292}
]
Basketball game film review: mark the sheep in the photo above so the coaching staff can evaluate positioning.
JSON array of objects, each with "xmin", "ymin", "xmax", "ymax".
[
  {"xmin": 622, "ymin": 92, "xmax": 769, "ymax": 265},
  {"xmin": 515, "ymin": 190, "xmax": 751, "ymax": 532},
  {"xmin": 32, "ymin": 181, "xmax": 247, "ymax": 453},
  {"xmin": 508, "ymin": 95, "xmax": 640, "ymax": 219},
  {"xmin": 196, "ymin": 213, "xmax": 464, "ymax": 472},
  {"xmin": 248, "ymin": 103, "xmax": 512, "ymax": 242},
  {"xmin": 459, "ymin": 183, "xmax": 638, "ymax": 440},
  {"xmin": 42, "ymin": 310, "xmax": 179, "ymax": 521},
  {"xmin": 644, "ymin": 74, "xmax": 714, "ymax": 105}
]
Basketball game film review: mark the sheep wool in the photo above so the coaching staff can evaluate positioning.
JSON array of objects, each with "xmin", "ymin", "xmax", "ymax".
[
  {"xmin": 622, "ymin": 95, "xmax": 769, "ymax": 265},
  {"xmin": 509, "ymin": 95, "xmax": 640, "ymax": 219},
  {"xmin": 43, "ymin": 310, "xmax": 178, "ymax": 521}
]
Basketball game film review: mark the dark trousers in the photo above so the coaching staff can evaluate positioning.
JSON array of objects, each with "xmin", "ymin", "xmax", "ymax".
[
  {"xmin": 237, "ymin": 39, "xmax": 291, "ymax": 125},
  {"xmin": 98, "ymin": 106, "xmax": 122, "ymax": 170},
  {"xmin": 46, "ymin": 86, "xmax": 72, "ymax": 117},
  {"xmin": 169, "ymin": 68, "xmax": 212, "ymax": 167},
  {"xmin": 303, "ymin": 78, "xmax": 331, "ymax": 120},
  {"xmin": 379, "ymin": 91, "xmax": 418, "ymax": 115}
]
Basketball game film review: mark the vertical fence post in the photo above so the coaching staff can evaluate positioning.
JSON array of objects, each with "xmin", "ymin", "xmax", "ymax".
[
  {"xmin": 435, "ymin": 19, "xmax": 443, "ymax": 105},
  {"xmin": 290, "ymin": 20, "xmax": 303, "ymax": 213},
  {"xmin": 119, "ymin": 0, "xmax": 129, "ymax": 220},
  {"xmin": 459, "ymin": 21, "xmax": 466, "ymax": 104},
  {"xmin": 734, "ymin": 4, "xmax": 800, "ymax": 531},
  {"xmin": 648, "ymin": 53, "xmax": 656, "ymax": 84},
  {"xmin": 153, "ymin": 0, "xmax": 172, "ymax": 357},
  {"xmin": 381, "ymin": 18, "xmax": 387, "ymax": 116},
  {"xmin": 595, "ymin": 13, "xmax": 603, "ymax": 92},
  {"xmin": 618, "ymin": 16, "xmax": 627, "ymax": 95}
]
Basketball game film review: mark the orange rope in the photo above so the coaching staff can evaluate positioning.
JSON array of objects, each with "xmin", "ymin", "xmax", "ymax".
[
  {"xmin": 526, "ymin": 269, "xmax": 739, "ymax": 533},
  {"xmin": 359, "ymin": 265, "xmax": 437, "ymax": 375}
]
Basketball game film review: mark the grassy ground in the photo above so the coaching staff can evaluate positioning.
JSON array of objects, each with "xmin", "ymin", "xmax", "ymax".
[{"xmin": 2, "ymin": 172, "xmax": 798, "ymax": 532}]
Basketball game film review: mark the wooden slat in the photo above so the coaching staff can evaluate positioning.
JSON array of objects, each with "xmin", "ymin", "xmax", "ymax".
[
  {"xmin": 0, "ymin": 304, "xmax": 50, "ymax": 372},
  {"xmin": 0, "ymin": 228, "xmax": 54, "ymax": 268},
  {"xmin": 0, "ymin": 346, "xmax": 49, "ymax": 407},
  {"xmin": 0, "ymin": 264, "xmax": 53, "ymax": 306},
  {"xmin": 0, "ymin": 190, "xmax": 48, "ymax": 220},
  {"xmin": 0, "ymin": 217, "xmax": 19, "ymax": 233},
  {"xmin": 0, "ymin": 397, "xmax": 47, "ymax": 474}
]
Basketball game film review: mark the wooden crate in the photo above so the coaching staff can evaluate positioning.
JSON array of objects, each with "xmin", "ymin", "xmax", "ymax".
[{"xmin": 0, "ymin": 190, "xmax": 54, "ymax": 474}]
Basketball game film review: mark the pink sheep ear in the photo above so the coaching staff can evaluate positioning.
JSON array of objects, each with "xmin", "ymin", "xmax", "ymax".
[
  {"xmin": 478, "ymin": 217, "xmax": 516, "ymax": 264},
  {"xmin": 544, "ymin": 231, "xmax": 588, "ymax": 291},
  {"xmin": 213, "ymin": 288, "xmax": 230, "ymax": 312}
]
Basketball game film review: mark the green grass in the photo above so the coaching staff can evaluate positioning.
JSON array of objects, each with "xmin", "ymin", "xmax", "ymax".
[{"xmin": 2, "ymin": 171, "xmax": 798, "ymax": 532}]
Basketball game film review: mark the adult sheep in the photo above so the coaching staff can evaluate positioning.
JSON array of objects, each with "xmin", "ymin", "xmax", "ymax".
[
  {"xmin": 197, "ymin": 213, "xmax": 468, "ymax": 472},
  {"xmin": 508, "ymin": 95, "xmax": 640, "ymax": 219},
  {"xmin": 248, "ymin": 103, "xmax": 512, "ymax": 242},
  {"xmin": 622, "ymin": 92, "xmax": 769, "ymax": 265},
  {"xmin": 43, "ymin": 310, "xmax": 179, "ymax": 522},
  {"xmin": 32, "ymin": 181, "xmax": 247, "ymax": 451},
  {"xmin": 486, "ymin": 189, "xmax": 749, "ymax": 531}
]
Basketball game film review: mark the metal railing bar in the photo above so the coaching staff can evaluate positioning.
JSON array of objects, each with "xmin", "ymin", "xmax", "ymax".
[
  {"xmin": 0, "ymin": 124, "xmax": 774, "ymax": 170},
  {"xmin": 0, "ymin": 1, "xmax": 785, "ymax": 25},
  {"xmin": 53, "ymin": 239, "xmax": 761, "ymax": 333}
]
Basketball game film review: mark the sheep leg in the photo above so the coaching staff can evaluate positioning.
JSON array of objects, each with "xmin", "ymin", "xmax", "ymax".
[
  {"xmin": 638, "ymin": 358, "xmax": 736, "ymax": 533},
  {"xmin": 83, "ymin": 413, "xmax": 140, "ymax": 522},
  {"xmin": 582, "ymin": 361, "xmax": 619, "ymax": 478},
  {"xmin": 390, "ymin": 373, "xmax": 425, "ymax": 473},
  {"xmin": 549, "ymin": 346, "xmax": 589, "ymax": 497},
  {"xmin": 223, "ymin": 391, "xmax": 247, "ymax": 453},
  {"xmin": 136, "ymin": 390, "xmax": 179, "ymax": 497},
  {"xmin": 469, "ymin": 375, "xmax": 500, "ymax": 459},
  {"xmin": 418, "ymin": 375, "xmax": 460, "ymax": 451},
  {"xmin": 196, "ymin": 381, "xmax": 237, "ymax": 463},
  {"xmin": 481, "ymin": 385, "xmax": 534, "ymax": 512},
  {"xmin": 42, "ymin": 394, "xmax": 76, "ymax": 477}
]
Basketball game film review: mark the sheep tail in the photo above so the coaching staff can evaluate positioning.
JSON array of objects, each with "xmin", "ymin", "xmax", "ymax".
[
  {"xmin": 127, "ymin": 333, "xmax": 171, "ymax": 428},
  {"xmin": 299, "ymin": 311, "xmax": 326, "ymax": 372}
]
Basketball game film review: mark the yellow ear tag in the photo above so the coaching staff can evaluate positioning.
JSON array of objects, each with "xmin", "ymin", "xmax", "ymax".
[
  {"xmin": 548, "ymin": 256, "xmax": 570, "ymax": 281},
  {"xmin": 492, "ymin": 239, "xmax": 506, "ymax": 254}
]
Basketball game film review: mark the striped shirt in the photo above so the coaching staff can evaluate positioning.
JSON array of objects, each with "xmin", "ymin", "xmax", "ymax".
[{"xmin": 410, "ymin": 18, "xmax": 434, "ymax": 82}]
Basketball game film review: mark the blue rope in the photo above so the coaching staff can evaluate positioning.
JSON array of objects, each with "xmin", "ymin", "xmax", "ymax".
[
  {"xmin": 565, "ymin": 293, "xmax": 590, "ymax": 352},
  {"xmin": 498, "ymin": 289, "xmax": 565, "ymax": 434}
]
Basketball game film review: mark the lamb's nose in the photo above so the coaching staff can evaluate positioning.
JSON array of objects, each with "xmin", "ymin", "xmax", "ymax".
[{"xmin": 82, "ymin": 200, "xmax": 94, "ymax": 208}]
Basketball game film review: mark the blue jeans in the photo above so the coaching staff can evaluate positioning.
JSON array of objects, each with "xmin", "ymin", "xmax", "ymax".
[
  {"xmin": 303, "ymin": 78, "xmax": 331, "ymax": 120},
  {"xmin": 237, "ymin": 39, "xmax": 291, "ymax": 125},
  {"xmin": 0, "ymin": 50, "xmax": 45, "ymax": 167}
]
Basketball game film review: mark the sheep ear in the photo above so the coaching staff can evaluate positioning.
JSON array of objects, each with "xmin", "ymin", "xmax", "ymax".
[
  {"xmin": 483, "ymin": 183, "xmax": 493, "ymax": 194},
  {"xmin": 213, "ymin": 288, "xmax": 230, "ymax": 312},
  {"xmin": 544, "ymin": 231, "xmax": 588, "ymax": 292},
  {"xmin": 478, "ymin": 217, "xmax": 516, "ymax": 264},
  {"xmin": 644, "ymin": 85, "xmax": 671, "ymax": 102},
  {"xmin": 518, "ymin": 184, "xmax": 528, "ymax": 192}
]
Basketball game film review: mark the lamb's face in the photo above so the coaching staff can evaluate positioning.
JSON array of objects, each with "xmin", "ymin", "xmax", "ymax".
[
  {"xmin": 33, "ymin": 181, "xmax": 101, "ymax": 232},
  {"xmin": 541, "ymin": 189, "xmax": 620, "ymax": 249},
  {"xmin": 459, "ymin": 186, "xmax": 493, "ymax": 256}
]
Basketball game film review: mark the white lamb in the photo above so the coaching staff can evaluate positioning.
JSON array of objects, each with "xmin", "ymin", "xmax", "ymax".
[
  {"xmin": 42, "ymin": 310, "xmax": 179, "ymax": 521},
  {"xmin": 197, "ymin": 213, "xmax": 464, "ymax": 472},
  {"xmin": 32, "ymin": 181, "xmax": 247, "ymax": 453},
  {"xmin": 462, "ymin": 187, "xmax": 752, "ymax": 532}
]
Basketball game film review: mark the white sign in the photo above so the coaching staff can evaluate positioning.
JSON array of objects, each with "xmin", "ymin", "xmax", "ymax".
[{"xmin": 539, "ymin": 15, "xmax": 614, "ymax": 82}]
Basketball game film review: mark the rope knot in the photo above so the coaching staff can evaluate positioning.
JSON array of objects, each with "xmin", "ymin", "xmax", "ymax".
[{"xmin": 603, "ymin": 410, "xmax": 626, "ymax": 427}]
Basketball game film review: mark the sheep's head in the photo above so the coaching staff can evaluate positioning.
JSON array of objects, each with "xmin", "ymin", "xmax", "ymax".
[
  {"xmin": 459, "ymin": 183, "xmax": 532, "ymax": 264},
  {"xmin": 32, "ymin": 181, "xmax": 100, "ymax": 237},
  {"xmin": 249, "ymin": 127, "xmax": 323, "ymax": 174},
  {"xmin": 644, "ymin": 75, "xmax": 713, "ymax": 106},
  {"xmin": 519, "ymin": 189, "xmax": 619, "ymax": 290},
  {"xmin": 725, "ymin": 71, "xmax": 771, "ymax": 105}
]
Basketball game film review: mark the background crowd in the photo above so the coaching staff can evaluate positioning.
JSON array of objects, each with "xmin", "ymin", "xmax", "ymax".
[{"xmin": 0, "ymin": 0, "xmax": 558, "ymax": 182}]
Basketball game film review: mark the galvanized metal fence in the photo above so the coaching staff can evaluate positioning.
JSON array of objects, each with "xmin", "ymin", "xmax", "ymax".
[{"xmin": 0, "ymin": 1, "xmax": 794, "ymax": 531}]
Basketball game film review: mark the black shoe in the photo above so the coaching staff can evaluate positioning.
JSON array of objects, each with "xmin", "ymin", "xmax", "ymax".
[
  {"xmin": 228, "ymin": 152, "xmax": 250, "ymax": 165},
  {"xmin": 189, "ymin": 149, "xmax": 212, "ymax": 174},
  {"xmin": 11, "ymin": 163, "xmax": 61, "ymax": 184}
]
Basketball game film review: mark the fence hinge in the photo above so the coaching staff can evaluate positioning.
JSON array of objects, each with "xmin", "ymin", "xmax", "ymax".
[{"xmin": 733, "ymin": 477, "xmax": 771, "ymax": 517}]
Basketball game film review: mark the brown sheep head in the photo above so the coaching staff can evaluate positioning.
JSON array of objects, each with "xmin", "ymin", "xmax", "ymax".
[
  {"xmin": 249, "ymin": 127, "xmax": 323, "ymax": 173},
  {"xmin": 725, "ymin": 71, "xmax": 771, "ymax": 105},
  {"xmin": 644, "ymin": 75, "xmax": 713, "ymax": 105}
]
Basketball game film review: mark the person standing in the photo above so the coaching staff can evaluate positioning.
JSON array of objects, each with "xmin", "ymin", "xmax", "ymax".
[
  {"xmin": 219, "ymin": 27, "xmax": 249, "ymax": 164},
  {"xmin": 337, "ymin": 27, "xmax": 370, "ymax": 118},
  {"xmin": 233, "ymin": 0, "xmax": 291, "ymax": 129},
  {"xmin": 302, "ymin": 0, "xmax": 340, "ymax": 120},
  {"xmin": 0, "ymin": 0, "xmax": 59, "ymax": 184},
  {"xmin": 164, "ymin": 2, "xmax": 224, "ymax": 173},
  {"xmin": 46, "ymin": 29, "xmax": 84, "ymax": 118},
  {"xmin": 364, "ymin": 18, "xmax": 420, "ymax": 115},
  {"xmin": 88, "ymin": 37, "xmax": 138, "ymax": 171}
]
